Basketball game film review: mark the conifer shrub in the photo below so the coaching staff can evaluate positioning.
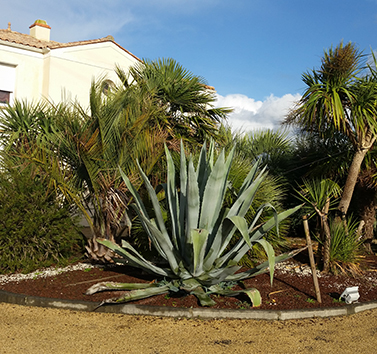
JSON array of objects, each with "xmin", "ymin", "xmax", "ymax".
[{"xmin": 0, "ymin": 164, "xmax": 84, "ymax": 274}]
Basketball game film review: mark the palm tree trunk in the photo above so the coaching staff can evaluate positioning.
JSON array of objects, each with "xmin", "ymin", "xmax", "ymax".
[
  {"xmin": 314, "ymin": 202, "xmax": 331, "ymax": 273},
  {"xmin": 355, "ymin": 183, "xmax": 377, "ymax": 254},
  {"xmin": 322, "ymin": 198, "xmax": 331, "ymax": 271},
  {"xmin": 337, "ymin": 136, "xmax": 376, "ymax": 216},
  {"xmin": 322, "ymin": 218, "xmax": 332, "ymax": 273}
]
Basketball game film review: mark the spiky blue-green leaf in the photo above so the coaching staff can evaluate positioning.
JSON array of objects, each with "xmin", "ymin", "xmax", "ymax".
[{"xmin": 89, "ymin": 141, "xmax": 302, "ymax": 308}]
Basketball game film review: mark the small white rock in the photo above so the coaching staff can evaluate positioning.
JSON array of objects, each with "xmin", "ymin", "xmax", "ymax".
[{"xmin": 0, "ymin": 263, "xmax": 97, "ymax": 285}]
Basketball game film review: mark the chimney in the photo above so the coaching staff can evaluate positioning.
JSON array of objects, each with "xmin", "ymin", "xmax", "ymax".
[{"xmin": 29, "ymin": 20, "xmax": 51, "ymax": 41}]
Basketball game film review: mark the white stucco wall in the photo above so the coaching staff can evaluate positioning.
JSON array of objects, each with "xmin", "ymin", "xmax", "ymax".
[
  {"xmin": 0, "ymin": 43, "xmax": 45, "ymax": 103},
  {"xmin": 45, "ymin": 42, "xmax": 139, "ymax": 106},
  {"xmin": 0, "ymin": 40, "xmax": 139, "ymax": 107}
]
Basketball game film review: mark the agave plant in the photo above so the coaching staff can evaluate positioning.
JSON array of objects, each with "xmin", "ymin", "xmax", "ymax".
[{"xmin": 86, "ymin": 142, "xmax": 301, "ymax": 306}]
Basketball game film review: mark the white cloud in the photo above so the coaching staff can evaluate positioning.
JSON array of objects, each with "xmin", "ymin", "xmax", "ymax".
[
  {"xmin": 1, "ymin": 0, "xmax": 134, "ymax": 42},
  {"xmin": 1, "ymin": 0, "xmax": 220, "ymax": 42},
  {"xmin": 215, "ymin": 93, "xmax": 301, "ymax": 133}
]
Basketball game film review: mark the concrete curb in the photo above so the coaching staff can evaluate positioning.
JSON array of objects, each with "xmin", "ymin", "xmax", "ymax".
[{"xmin": 2, "ymin": 289, "xmax": 377, "ymax": 320}]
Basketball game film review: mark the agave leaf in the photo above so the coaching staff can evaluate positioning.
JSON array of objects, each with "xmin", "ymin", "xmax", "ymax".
[
  {"xmin": 207, "ymin": 286, "xmax": 262, "ymax": 307},
  {"xmin": 164, "ymin": 144, "xmax": 179, "ymax": 249},
  {"xmin": 190, "ymin": 286, "xmax": 217, "ymax": 306},
  {"xmin": 248, "ymin": 202, "xmax": 276, "ymax": 235},
  {"xmin": 199, "ymin": 147, "xmax": 235, "ymax": 234},
  {"xmin": 99, "ymin": 283, "xmax": 171, "ymax": 305},
  {"xmin": 197, "ymin": 264, "xmax": 241, "ymax": 287},
  {"xmin": 120, "ymin": 167, "xmax": 168, "ymax": 258},
  {"xmin": 119, "ymin": 167, "xmax": 147, "ymax": 216},
  {"xmin": 185, "ymin": 158, "xmax": 200, "ymax": 245},
  {"xmin": 196, "ymin": 141, "xmax": 210, "ymax": 199},
  {"xmin": 86, "ymin": 281, "xmax": 156, "ymax": 295},
  {"xmin": 202, "ymin": 223, "xmax": 224, "ymax": 271},
  {"xmin": 123, "ymin": 170, "xmax": 181, "ymax": 273},
  {"xmin": 226, "ymin": 247, "xmax": 306, "ymax": 282},
  {"xmin": 97, "ymin": 239, "xmax": 173, "ymax": 277},
  {"xmin": 226, "ymin": 215, "xmax": 252, "ymax": 248},
  {"xmin": 218, "ymin": 204, "xmax": 302, "ymax": 267},
  {"xmin": 131, "ymin": 205, "xmax": 168, "ymax": 260},
  {"xmin": 214, "ymin": 217, "xmax": 251, "ymax": 269},
  {"xmin": 177, "ymin": 261, "xmax": 192, "ymax": 280},
  {"xmin": 238, "ymin": 159, "xmax": 261, "ymax": 195},
  {"xmin": 218, "ymin": 170, "xmax": 268, "ymax": 255},
  {"xmin": 191, "ymin": 228, "xmax": 209, "ymax": 276},
  {"xmin": 202, "ymin": 206, "xmax": 232, "ymax": 272},
  {"xmin": 208, "ymin": 139, "xmax": 215, "ymax": 170},
  {"xmin": 137, "ymin": 213, "xmax": 182, "ymax": 276},
  {"xmin": 256, "ymin": 238, "xmax": 275, "ymax": 285},
  {"xmin": 224, "ymin": 209, "xmax": 276, "ymax": 285},
  {"xmin": 179, "ymin": 140, "xmax": 187, "ymax": 252},
  {"xmin": 244, "ymin": 288, "xmax": 262, "ymax": 307},
  {"xmin": 228, "ymin": 167, "xmax": 268, "ymax": 219},
  {"xmin": 249, "ymin": 204, "xmax": 303, "ymax": 243},
  {"xmin": 135, "ymin": 160, "xmax": 170, "ymax": 242},
  {"xmin": 180, "ymin": 277, "xmax": 202, "ymax": 292}
]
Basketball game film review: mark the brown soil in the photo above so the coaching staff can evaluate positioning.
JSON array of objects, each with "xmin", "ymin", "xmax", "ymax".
[{"xmin": 2, "ymin": 251, "xmax": 377, "ymax": 311}]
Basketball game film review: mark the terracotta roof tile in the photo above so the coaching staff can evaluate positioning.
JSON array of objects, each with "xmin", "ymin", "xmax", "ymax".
[
  {"xmin": 0, "ymin": 28, "xmax": 59, "ymax": 49},
  {"xmin": 0, "ymin": 28, "xmax": 141, "ymax": 61}
]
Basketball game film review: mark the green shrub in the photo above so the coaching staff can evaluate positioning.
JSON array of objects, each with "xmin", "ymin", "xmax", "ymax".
[
  {"xmin": 0, "ymin": 164, "xmax": 84, "ymax": 274},
  {"xmin": 226, "ymin": 156, "xmax": 291, "ymax": 265},
  {"xmin": 328, "ymin": 217, "xmax": 362, "ymax": 275}
]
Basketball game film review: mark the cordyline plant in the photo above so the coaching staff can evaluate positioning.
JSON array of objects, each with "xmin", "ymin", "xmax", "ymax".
[{"xmin": 86, "ymin": 142, "xmax": 301, "ymax": 307}]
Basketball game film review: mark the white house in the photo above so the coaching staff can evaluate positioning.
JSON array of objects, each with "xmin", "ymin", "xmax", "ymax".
[{"xmin": 0, "ymin": 19, "xmax": 141, "ymax": 106}]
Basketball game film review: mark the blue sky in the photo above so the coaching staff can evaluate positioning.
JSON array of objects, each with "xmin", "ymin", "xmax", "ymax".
[{"xmin": 2, "ymin": 0, "xmax": 376, "ymax": 132}]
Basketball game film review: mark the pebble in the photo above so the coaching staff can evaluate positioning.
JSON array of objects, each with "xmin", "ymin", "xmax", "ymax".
[{"xmin": 0, "ymin": 263, "xmax": 97, "ymax": 285}]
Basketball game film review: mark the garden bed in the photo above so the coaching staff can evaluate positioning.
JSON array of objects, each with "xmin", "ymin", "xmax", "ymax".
[{"xmin": 1, "ymin": 251, "xmax": 377, "ymax": 311}]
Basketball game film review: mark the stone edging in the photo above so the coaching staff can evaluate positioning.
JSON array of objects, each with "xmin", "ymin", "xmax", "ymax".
[{"xmin": 2, "ymin": 289, "xmax": 377, "ymax": 320}]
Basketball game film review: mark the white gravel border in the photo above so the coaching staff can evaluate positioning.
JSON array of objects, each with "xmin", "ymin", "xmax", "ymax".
[{"xmin": 0, "ymin": 263, "xmax": 97, "ymax": 285}]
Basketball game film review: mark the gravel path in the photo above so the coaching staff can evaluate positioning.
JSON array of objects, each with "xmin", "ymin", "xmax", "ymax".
[{"xmin": 1, "ymin": 302, "xmax": 377, "ymax": 353}]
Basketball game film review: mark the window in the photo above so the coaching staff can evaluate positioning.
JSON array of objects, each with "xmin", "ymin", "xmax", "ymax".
[
  {"xmin": 0, "ymin": 63, "xmax": 16, "ymax": 105},
  {"xmin": 0, "ymin": 90, "xmax": 11, "ymax": 104},
  {"xmin": 102, "ymin": 80, "xmax": 114, "ymax": 96}
]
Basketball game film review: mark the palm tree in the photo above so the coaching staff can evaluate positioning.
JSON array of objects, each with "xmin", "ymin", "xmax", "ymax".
[
  {"xmin": 285, "ymin": 42, "xmax": 377, "ymax": 219},
  {"xmin": 116, "ymin": 58, "xmax": 231, "ymax": 145},
  {"xmin": 0, "ymin": 86, "xmax": 167, "ymax": 261},
  {"xmin": 47, "ymin": 83, "xmax": 171, "ymax": 261},
  {"xmin": 0, "ymin": 59, "xmax": 232, "ymax": 262},
  {"xmin": 287, "ymin": 124, "xmax": 377, "ymax": 254},
  {"xmin": 296, "ymin": 178, "xmax": 342, "ymax": 272},
  {"xmin": 351, "ymin": 149, "xmax": 377, "ymax": 252}
]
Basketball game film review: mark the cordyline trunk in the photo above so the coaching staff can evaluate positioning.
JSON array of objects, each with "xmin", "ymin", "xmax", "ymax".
[
  {"xmin": 336, "ymin": 134, "xmax": 376, "ymax": 254},
  {"xmin": 337, "ymin": 148, "xmax": 369, "ymax": 216},
  {"xmin": 355, "ymin": 184, "xmax": 377, "ymax": 254},
  {"xmin": 322, "ymin": 198, "xmax": 331, "ymax": 273},
  {"xmin": 337, "ymin": 135, "xmax": 376, "ymax": 217},
  {"xmin": 314, "ymin": 199, "xmax": 331, "ymax": 273}
]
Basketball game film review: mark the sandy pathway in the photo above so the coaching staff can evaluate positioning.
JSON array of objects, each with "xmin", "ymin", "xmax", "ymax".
[{"xmin": 1, "ymin": 302, "xmax": 377, "ymax": 353}]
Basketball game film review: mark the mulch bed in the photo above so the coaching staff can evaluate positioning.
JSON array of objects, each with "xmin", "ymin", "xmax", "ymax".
[{"xmin": 1, "ymin": 252, "xmax": 377, "ymax": 311}]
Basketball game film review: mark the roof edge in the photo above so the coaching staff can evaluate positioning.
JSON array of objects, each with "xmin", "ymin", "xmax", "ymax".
[
  {"xmin": 0, "ymin": 38, "xmax": 48, "ymax": 53},
  {"xmin": 49, "ymin": 37, "xmax": 142, "ymax": 62}
]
